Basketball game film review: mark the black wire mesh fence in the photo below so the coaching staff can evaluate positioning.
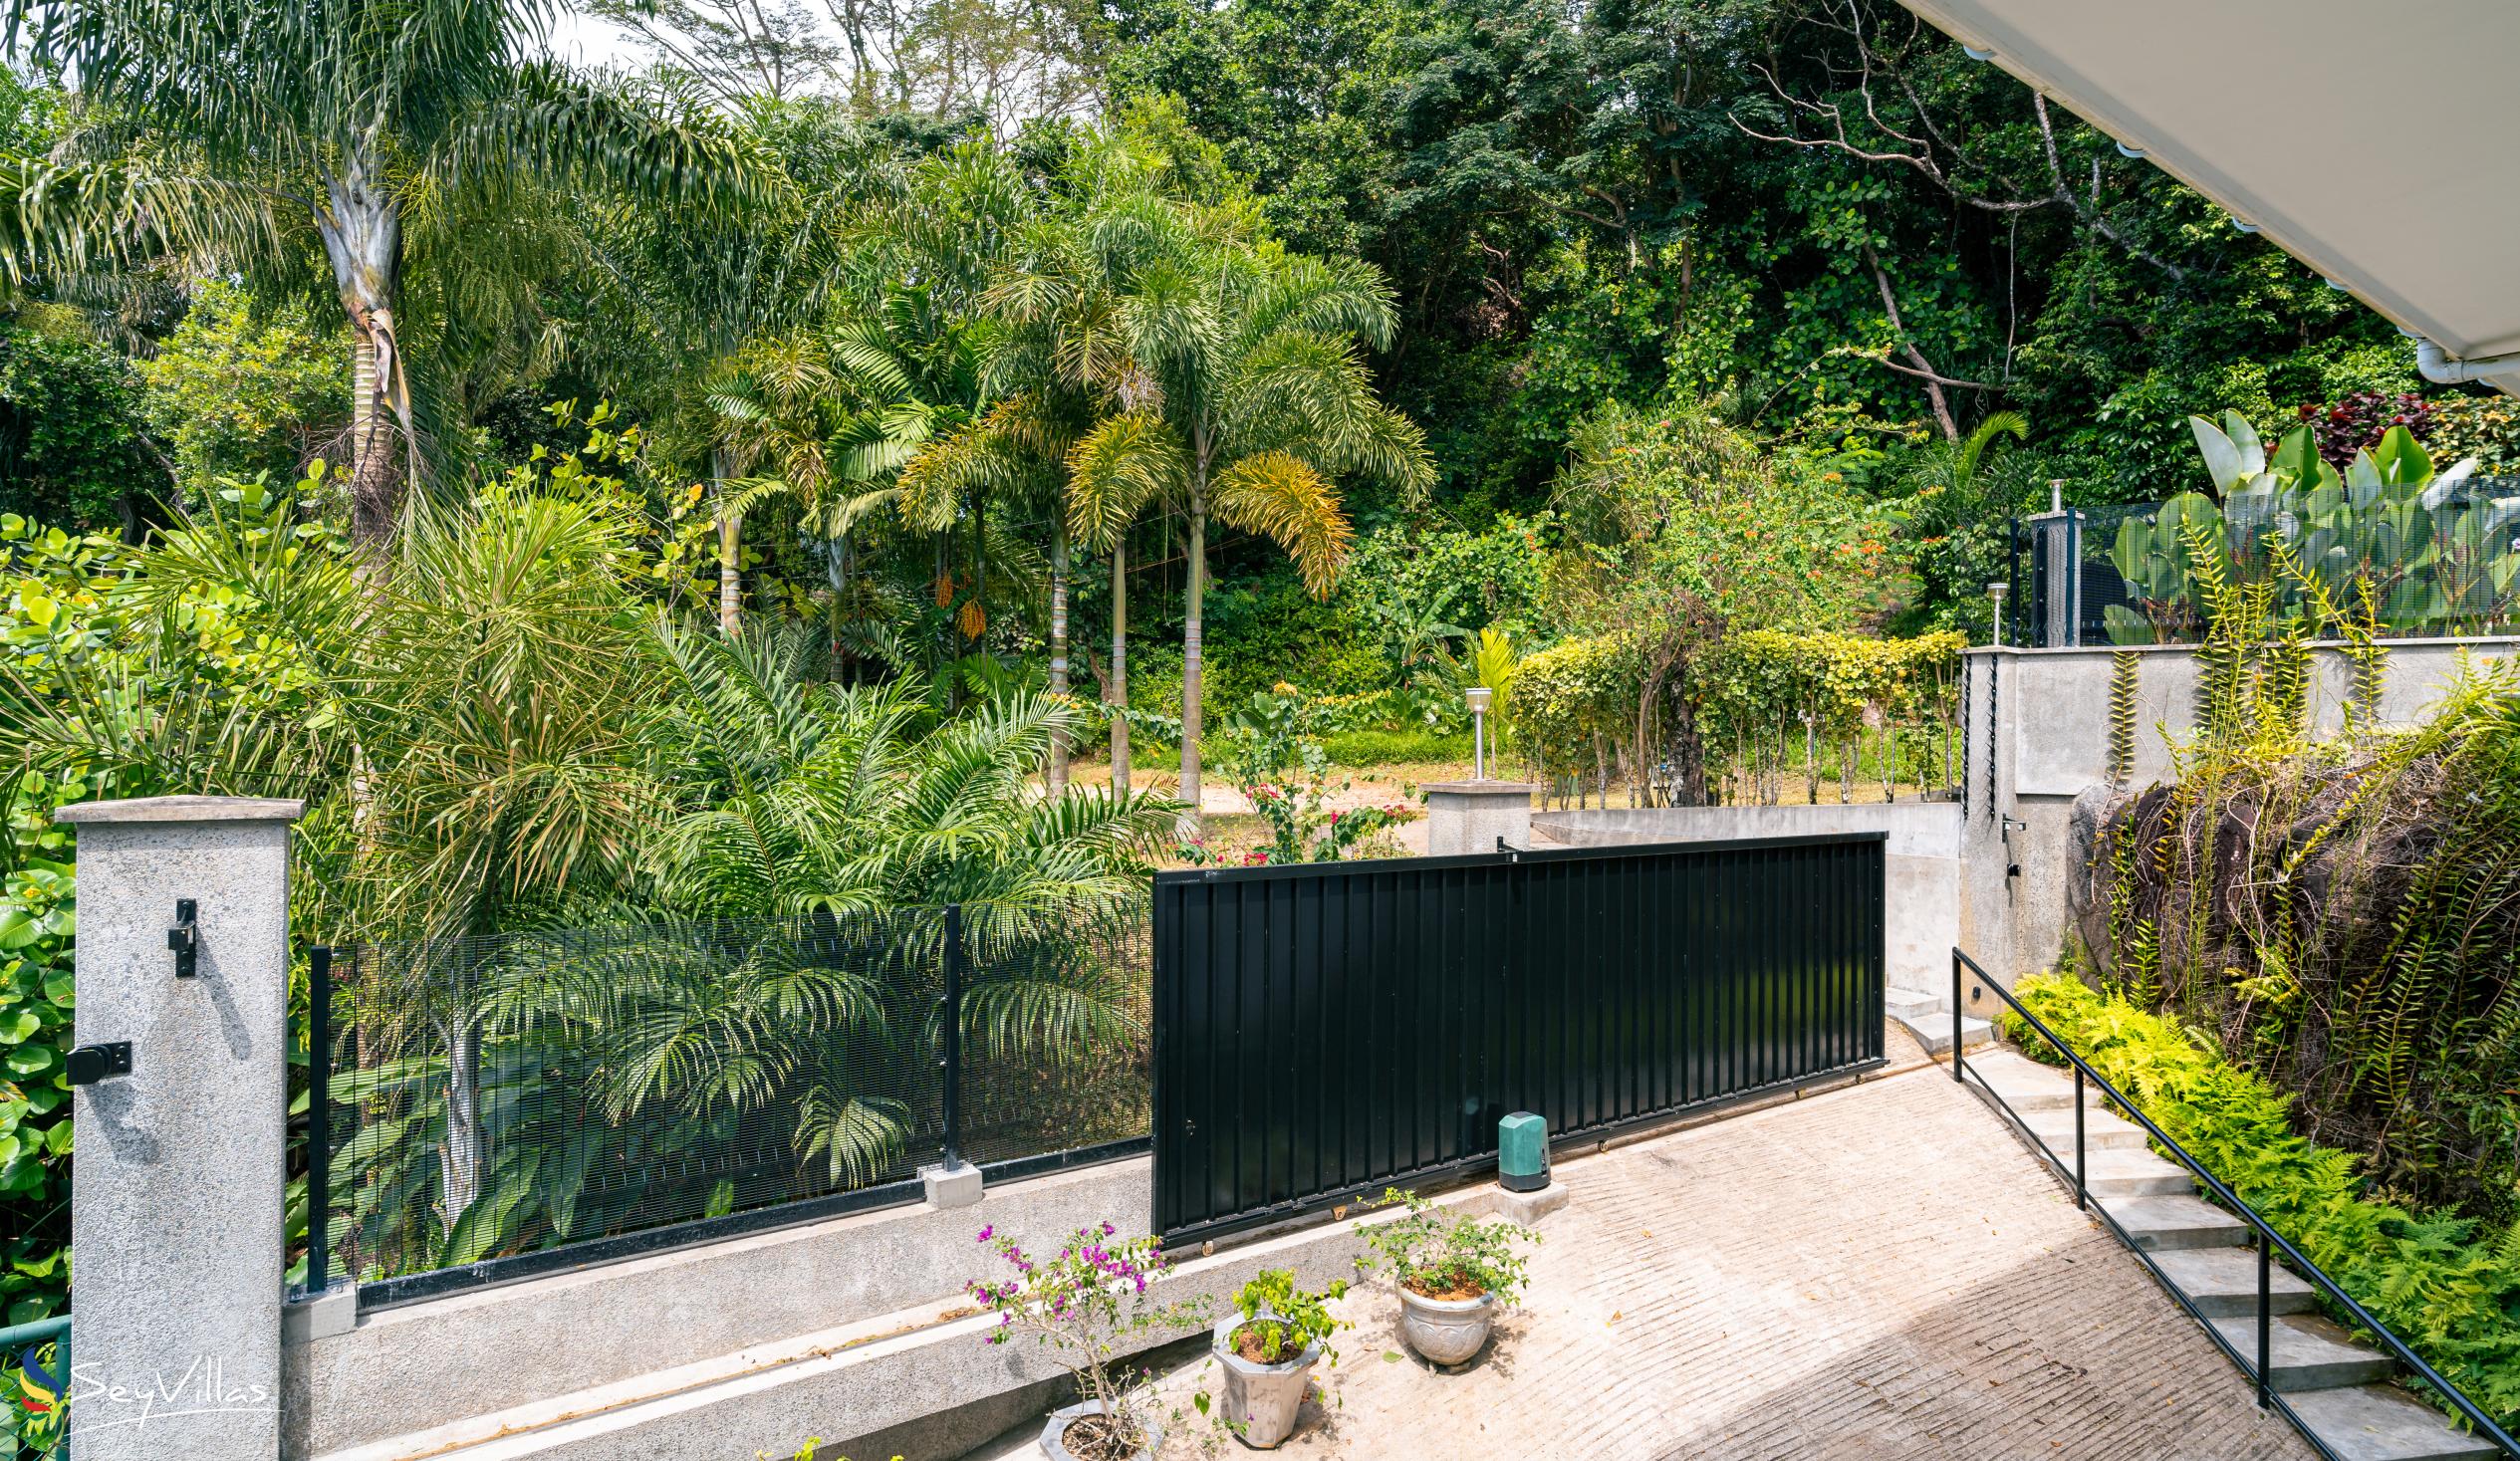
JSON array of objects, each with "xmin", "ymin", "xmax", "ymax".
[
  {"xmin": 302, "ymin": 903, "xmax": 1150, "ymax": 1300},
  {"xmin": 2011, "ymin": 477, "xmax": 2520, "ymax": 647}
]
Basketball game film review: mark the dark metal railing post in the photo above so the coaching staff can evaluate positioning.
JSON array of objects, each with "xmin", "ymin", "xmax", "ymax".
[
  {"xmin": 941, "ymin": 905, "xmax": 965, "ymax": 1169},
  {"xmin": 307, "ymin": 945, "xmax": 334, "ymax": 1297},
  {"xmin": 2268, "ymin": 1234, "xmax": 2288, "ymax": 1410},
  {"xmin": 2073, "ymin": 1064, "xmax": 2087, "ymax": 1210},
  {"xmin": 1950, "ymin": 951, "xmax": 1964, "ymax": 1083}
]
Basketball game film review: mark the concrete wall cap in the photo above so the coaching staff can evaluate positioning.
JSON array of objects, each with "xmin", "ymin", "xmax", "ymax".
[
  {"xmin": 55, "ymin": 794, "xmax": 308, "ymax": 825},
  {"xmin": 1964, "ymin": 634, "xmax": 2520, "ymax": 660},
  {"xmin": 1420, "ymin": 781, "xmax": 1538, "ymax": 795}
]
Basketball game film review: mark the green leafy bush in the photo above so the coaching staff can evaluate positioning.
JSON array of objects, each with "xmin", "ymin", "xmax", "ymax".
[
  {"xmin": 2013, "ymin": 974, "xmax": 2520, "ymax": 1428},
  {"xmin": 1362, "ymin": 1188, "xmax": 1536, "ymax": 1305},
  {"xmin": 1225, "ymin": 1268, "xmax": 1349, "ymax": 1364},
  {"xmin": 1340, "ymin": 512, "xmax": 1555, "ymax": 673},
  {"xmin": 1509, "ymin": 632, "xmax": 1638, "ymax": 780},
  {"xmin": 0, "ymin": 320, "xmax": 161, "ymax": 530},
  {"xmin": 1319, "ymin": 729, "xmax": 1469, "ymax": 766}
]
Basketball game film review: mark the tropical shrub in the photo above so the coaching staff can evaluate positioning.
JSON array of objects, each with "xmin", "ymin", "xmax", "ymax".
[
  {"xmin": 2288, "ymin": 390, "xmax": 2438, "ymax": 472},
  {"xmin": 2103, "ymin": 412, "xmax": 2517, "ymax": 642},
  {"xmin": 0, "ymin": 321, "xmax": 161, "ymax": 531},
  {"xmin": 134, "ymin": 282, "xmax": 349, "ymax": 494},
  {"xmin": 1510, "ymin": 632, "xmax": 1639, "ymax": 784},
  {"xmin": 1201, "ymin": 574, "xmax": 1386, "ymax": 710},
  {"xmin": 2424, "ymin": 395, "xmax": 2520, "ymax": 477},
  {"xmin": 1182, "ymin": 690, "xmax": 1408, "ymax": 865},
  {"xmin": 1699, "ymin": 629, "xmax": 1965, "ymax": 805},
  {"xmin": 2013, "ymin": 974, "xmax": 2520, "ymax": 1429},
  {"xmin": 1319, "ymin": 728, "xmax": 1469, "ymax": 767},
  {"xmin": 1340, "ymin": 512, "xmax": 1555, "ymax": 677},
  {"xmin": 1514, "ymin": 628, "xmax": 1964, "ymax": 805}
]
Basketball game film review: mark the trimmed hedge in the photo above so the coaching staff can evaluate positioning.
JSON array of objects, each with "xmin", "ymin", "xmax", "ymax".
[{"xmin": 2011, "ymin": 974, "xmax": 2520, "ymax": 1429}]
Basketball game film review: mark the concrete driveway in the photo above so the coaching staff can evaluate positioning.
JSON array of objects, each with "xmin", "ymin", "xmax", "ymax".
[{"xmin": 1127, "ymin": 1051, "xmax": 2315, "ymax": 1461}]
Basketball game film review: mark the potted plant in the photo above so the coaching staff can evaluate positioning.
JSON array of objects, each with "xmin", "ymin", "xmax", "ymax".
[
  {"xmin": 1361, "ymin": 1188, "xmax": 1536, "ymax": 1367},
  {"xmin": 1202, "ymin": 1268, "xmax": 1349, "ymax": 1448},
  {"xmin": 966, "ymin": 1221, "xmax": 1210, "ymax": 1461}
]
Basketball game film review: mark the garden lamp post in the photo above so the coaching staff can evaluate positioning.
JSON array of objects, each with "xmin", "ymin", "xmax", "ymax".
[
  {"xmin": 1465, "ymin": 686, "xmax": 1493, "ymax": 780},
  {"xmin": 1987, "ymin": 582, "xmax": 2009, "ymax": 646}
]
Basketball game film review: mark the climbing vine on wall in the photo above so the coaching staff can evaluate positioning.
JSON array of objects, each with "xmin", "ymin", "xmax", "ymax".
[
  {"xmin": 2074, "ymin": 541, "xmax": 2519, "ymax": 1221},
  {"xmin": 2107, "ymin": 650, "xmax": 2138, "ymax": 786}
]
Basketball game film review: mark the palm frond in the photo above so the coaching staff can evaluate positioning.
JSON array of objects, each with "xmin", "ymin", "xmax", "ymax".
[
  {"xmin": 1209, "ymin": 450, "xmax": 1355, "ymax": 597},
  {"xmin": 1065, "ymin": 410, "xmax": 1183, "ymax": 549}
]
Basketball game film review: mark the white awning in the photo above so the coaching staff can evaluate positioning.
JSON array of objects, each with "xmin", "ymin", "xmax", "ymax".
[{"xmin": 1894, "ymin": 0, "xmax": 2520, "ymax": 394}]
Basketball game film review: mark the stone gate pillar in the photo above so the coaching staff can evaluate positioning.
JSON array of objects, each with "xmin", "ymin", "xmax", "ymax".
[{"xmin": 56, "ymin": 795, "xmax": 303, "ymax": 1460}]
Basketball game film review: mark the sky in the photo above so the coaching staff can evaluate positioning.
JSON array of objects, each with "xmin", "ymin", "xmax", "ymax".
[{"xmin": 543, "ymin": 6, "xmax": 650, "ymax": 73}]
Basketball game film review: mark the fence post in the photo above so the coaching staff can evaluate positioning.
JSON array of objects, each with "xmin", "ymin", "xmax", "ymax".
[
  {"xmin": 57, "ymin": 795, "xmax": 304, "ymax": 1461},
  {"xmin": 1950, "ymin": 951, "xmax": 1964, "ymax": 1084},
  {"xmin": 923, "ymin": 904, "xmax": 981, "ymax": 1208},
  {"xmin": 1423, "ymin": 781, "xmax": 1535, "ymax": 854},
  {"xmin": 305, "ymin": 946, "xmax": 334, "ymax": 1297},
  {"xmin": 2255, "ymin": 1239, "xmax": 2272, "ymax": 1410},
  {"xmin": 2073, "ymin": 1065, "xmax": 2087, "ymax": 1210},
  {"xmin": 942, "ymin": 903, "xmax": 964, "ymax": 1167}
]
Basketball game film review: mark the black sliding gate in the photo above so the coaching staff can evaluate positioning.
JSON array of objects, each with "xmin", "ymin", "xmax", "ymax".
[{"xmin": 1151, "ymin": 833, "xmax": 1885, "ymax": 1244}]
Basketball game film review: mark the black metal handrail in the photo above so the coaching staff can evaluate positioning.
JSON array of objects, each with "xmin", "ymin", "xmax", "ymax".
[{"xmin": 1951, "ymin": 947, "xmax": 2518, "ymax": 1458}]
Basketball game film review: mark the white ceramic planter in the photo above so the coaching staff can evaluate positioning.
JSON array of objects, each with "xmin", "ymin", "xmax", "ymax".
[
  {"xmin": 1396, "ymin": 1287, "xmax": 1496, "ymax": 1367},
  {"xmin": 1039, "ymin": 1397, "xmax": 1162, "ymax": 1461},
  {"xmin": 1211, "ymin": 1313, "xmax": 1322, "ymax": 1449}
]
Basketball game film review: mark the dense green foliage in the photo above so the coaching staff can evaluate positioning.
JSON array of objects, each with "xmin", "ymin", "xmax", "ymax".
[
  {"xmin": 2103, "ymin": 415, "xmax": 2520, "ymax": 643},
  {"xmin": 0, "ymin": 5, "xmax": 2512, "ymax": 1437},
  {"xmin": 2013, "ymin": 974, "xmax": 2520, "ymax": 1429},
  {"xmin": 0, "ymin": 461, "xmax": 1178, "ymax": 1301},
  {"xmin": 2071, "ymin": 544, "xmax": 2520, "ymax": 1224}
]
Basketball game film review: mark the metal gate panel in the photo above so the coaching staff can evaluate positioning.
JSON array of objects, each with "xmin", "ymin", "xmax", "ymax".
[{"xmin": 1152, "ymin": 833, "xmax": 1885, "ymax": 1244}]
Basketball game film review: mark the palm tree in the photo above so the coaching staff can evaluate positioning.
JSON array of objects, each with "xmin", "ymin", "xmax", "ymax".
[
  {"xmin": 642, "ymin": 619, "xmax": 1178, "ymax": 934},
  {"xmin": 0, "ymin": 0, "xmax": 770, "ymax": 558},
  {"xmin": 703, "ymin": 334, "xmax": 838, "ymax": 633},
  {"xmin": 1056, "ymin": 209, "xmax": 1433, "ymax": 815},
  {"xmin": 1892, "ymin": 410, "xmax": 2035, "ymax": 637}
]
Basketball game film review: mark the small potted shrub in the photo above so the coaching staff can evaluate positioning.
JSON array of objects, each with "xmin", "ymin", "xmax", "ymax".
[
  {"xmin": 1203, "ymin": 1268, "xmax": 1349, "ymax": 1448},
  {"xmin": 1362, "ymin": 1188, "xmax": 1536, "ymax": 1367},
  {"xmin": 966, "ymin": 1221, "xmax": 1210, "ymax": 1461}
]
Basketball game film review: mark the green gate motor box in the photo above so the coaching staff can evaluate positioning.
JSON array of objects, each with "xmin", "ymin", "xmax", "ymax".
[{"xmin": 1499, "ymin": 1111, "xmax": 1549, "ymax": 1192}]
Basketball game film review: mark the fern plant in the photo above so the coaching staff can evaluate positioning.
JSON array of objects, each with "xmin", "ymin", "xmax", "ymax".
[{"xmin": 2017, "ymin": 976, "xmax": 2520, "ymax": 1430}]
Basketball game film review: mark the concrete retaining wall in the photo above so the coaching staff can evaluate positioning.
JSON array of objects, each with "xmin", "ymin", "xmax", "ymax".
[
  {"xmin": 1529, "ymin": 802, "xmax": 1964, "ymax": 995},
  {"xmin": 1959, "ymin": 636, "xmax": 2520, "ymax": 983},
  {"xmin": 285, "ymin": 1157, "xmax": 1150, "ymax": 1459}
]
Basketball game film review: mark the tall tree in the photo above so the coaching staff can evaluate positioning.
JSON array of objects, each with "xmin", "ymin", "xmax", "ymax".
[
  {"xmin": 1055, "ymin": 192, "xmax": 1432, "ymax": 815},
  {"xmin": 0, "ymin": 0, "xmax": 768, "ymax": 558}
]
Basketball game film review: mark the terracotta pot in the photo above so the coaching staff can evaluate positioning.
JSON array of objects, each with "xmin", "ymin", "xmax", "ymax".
[
  {"xmin": 1039, "ymin": 1397, "xmax": 1162, "ymax": 1461},
  {"xmin": 1211, "ymin": 1312, "xmax": 1321, "ymax": 1448},
  {"xmin": 1396, "ymin": 1286, "xmax": 1496, "ymax": 1367}
]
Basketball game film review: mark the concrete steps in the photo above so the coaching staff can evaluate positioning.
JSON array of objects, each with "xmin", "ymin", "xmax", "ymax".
[
  {"xmin": 2081, "ymin": 1150, "xmax": 2196, "ymax": 1199},
  {"xmin": 2099, "ymin": 1191, "xmax": 2255, "ymax": 1250},
  {"xmin": 2284, "ymin": 1384, "xmax": 2506, "ymax": 1461},
  {"xmin": 2208, "ymin": 1314, "xmax": 2394, "ymax": 1392},
  {"xmin": 1962, "ymin": 1048, "xmax": 2080, "ymax": 1111},
  {"xmin": 2147, "ymin": 1247, "xmax": 2317, "ymax": 1319},
  {"xmin": 1960, "ymin": 1036, "xmax": 2504, "ymax": 1461},
  {"xmin": 2018, "ymin": 1105, "xmax": 2149, "ymax": 1152},
  {"xmin": 1886, "ymin": 988, "xmax": 1991, "ymax": 1057}
]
